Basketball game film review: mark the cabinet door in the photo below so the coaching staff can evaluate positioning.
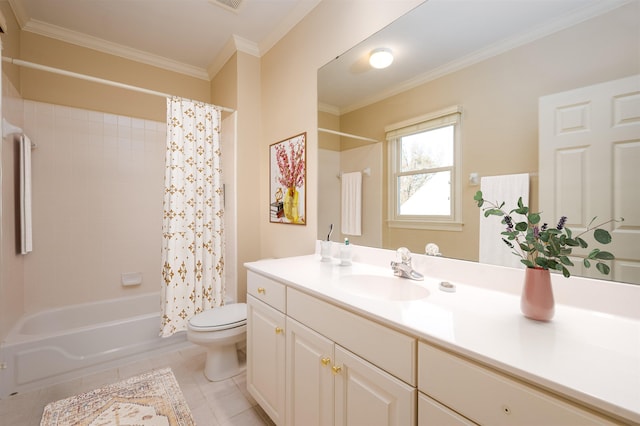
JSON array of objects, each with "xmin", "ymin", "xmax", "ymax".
[
  {"xmin": 418, "ymin": 392, "xmax": 477, "ymax": 426},
  {"xmin": 334, "ymin": 345, "xmax": 416, "ymax": 426},
  {"xmin": 247, "ymin": 295, "xmax": 286, "ymax": 425},
  {"xmin": 286, "ymin": 317, "xmax": 334, "ymax": 426}
]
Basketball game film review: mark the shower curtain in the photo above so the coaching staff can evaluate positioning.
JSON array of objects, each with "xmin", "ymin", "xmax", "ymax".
[{"xmin": 161, "ymin": 97, "xmax": 225, "ymax": 337}]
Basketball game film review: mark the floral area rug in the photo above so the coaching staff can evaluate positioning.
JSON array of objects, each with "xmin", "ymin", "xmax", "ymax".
[{"xmin": 40, "ymin": 367, "xmax": 195, "ymax": 425}]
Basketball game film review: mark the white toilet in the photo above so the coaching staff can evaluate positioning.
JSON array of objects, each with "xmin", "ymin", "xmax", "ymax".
[{"xmin": 187, "ymin": 303, "xmax": 247, "ymax": 381}]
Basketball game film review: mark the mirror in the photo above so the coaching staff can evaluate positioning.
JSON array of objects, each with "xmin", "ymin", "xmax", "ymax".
[{"xmin": 317, "ymin": 0, "xmax": 639, "ymax": 284}]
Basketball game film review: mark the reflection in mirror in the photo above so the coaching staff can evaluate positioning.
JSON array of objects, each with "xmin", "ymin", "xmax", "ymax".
[{"xmin": 317, "ymin": 0, "xmax": 639, "ymax": 284}]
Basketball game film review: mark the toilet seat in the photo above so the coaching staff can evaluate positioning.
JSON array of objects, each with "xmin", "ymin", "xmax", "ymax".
[{"xmin": 188, "ymin": 303, "xmax": 247, "ymax": 332}]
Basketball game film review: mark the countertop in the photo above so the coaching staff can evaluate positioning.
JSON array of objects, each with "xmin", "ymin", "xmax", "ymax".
[{"xmin": 245, "ymin": 254, "xmax": 640, "ymax": 424}]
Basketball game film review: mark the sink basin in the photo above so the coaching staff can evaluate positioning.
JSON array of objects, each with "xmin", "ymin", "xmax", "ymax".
[{"xmin": 339, "ymin": 275, "xmax": 429, "ymax": 301}]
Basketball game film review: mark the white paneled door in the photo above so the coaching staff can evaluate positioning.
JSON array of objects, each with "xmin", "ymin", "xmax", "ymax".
[{"xmin": 539, "ymin": 74, "xmax": 640, "ymax": 284}]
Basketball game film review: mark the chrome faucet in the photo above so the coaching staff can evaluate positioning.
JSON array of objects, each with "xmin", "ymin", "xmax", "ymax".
[{"xmin": 390, "ymin": 247, "xmax": 424, "ymax": 281}]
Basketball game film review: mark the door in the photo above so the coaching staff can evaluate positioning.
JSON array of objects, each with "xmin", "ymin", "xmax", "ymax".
[
  {"xmin": 539, "ymin": 74, "xmax": 640, "ymax": 284},
  {"xmin": 247, "ymin": 295, "xmax": 286, "ymax": 425},
  {"xmin": 286, "ymin": 317, "xmax": 334, "ymax": 426},
  {"xmin": 334, "ymin": 345, "xmax": 416, "ymax": 426}
]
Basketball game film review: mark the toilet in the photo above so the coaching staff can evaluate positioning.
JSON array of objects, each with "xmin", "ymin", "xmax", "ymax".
[{"xmin": 187, "ymin": 303, "xmax": 247, "ymax": 381}]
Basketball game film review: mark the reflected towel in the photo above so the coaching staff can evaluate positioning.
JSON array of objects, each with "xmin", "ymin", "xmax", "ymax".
[
  {"xmin": 341, "ymin": 172, "xmax": 362, "ymax": 236},
  {"xmin": 20, "ymin": 134, "xmax": 33, "ymax": 254},
  {"xmin": 479, "ymin": 173, "xmax": 529, "ymax": 269}
]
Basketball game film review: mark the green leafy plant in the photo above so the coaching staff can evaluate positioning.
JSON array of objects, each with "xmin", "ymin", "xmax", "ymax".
[{"xmin": 474, "ymin": 191, "xmax": 623, "ymax": 278}]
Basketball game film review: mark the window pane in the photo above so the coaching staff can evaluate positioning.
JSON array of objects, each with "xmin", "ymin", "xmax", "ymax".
[
  {"xmin": 399, "ymin": 171, "xmax": 451, "ymax": 215},
  {"xmin": 400, "ymin": 126, "xmax": 453, "ymax": 172}
]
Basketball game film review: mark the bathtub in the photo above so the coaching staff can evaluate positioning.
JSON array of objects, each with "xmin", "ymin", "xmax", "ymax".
[{"xmin": 0, "ymin": 293, "xmax": 190, "ymax": 398}]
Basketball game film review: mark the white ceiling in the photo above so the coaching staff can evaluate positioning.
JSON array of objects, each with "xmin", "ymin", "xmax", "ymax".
[
  {"xmin": 5, "ymin": 0, "xmax": 633, "ymax": 107},
  {"xmin": 8, "ymin": 0, "xmax": 321, "ymax": 79},
  {"xmin": 318, "ymin": 0, "xmax": 632, "ymax": 114}
]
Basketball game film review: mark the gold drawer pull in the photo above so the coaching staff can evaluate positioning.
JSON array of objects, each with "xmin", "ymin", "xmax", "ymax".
[
  {"xmin": 321, "ymin": 357, "xmax": 331, "ymax": 366},
  {"xmin": 275, "ymin": 327, "xmax": 284, "ymax": 334},
  {"xmin": 332, "ymin": 365, "xmax": 342, "ymax": 375},
  {"xmin": 257, "ymin": 287, "xmax": 266, "ymax": 294}
]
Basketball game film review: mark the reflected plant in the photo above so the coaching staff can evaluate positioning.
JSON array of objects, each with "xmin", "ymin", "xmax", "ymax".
[{"xmin": 474, "ymin": 191, "xmax": 623, "ymax": 278}]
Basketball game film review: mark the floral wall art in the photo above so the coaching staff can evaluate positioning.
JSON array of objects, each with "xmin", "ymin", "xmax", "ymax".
[{"xmin": 270, "ymin": 132, "xmax": 306, "ymax": 225}]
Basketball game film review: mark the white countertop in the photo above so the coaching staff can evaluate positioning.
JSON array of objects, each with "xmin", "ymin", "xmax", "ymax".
[{"xmin": 245, "ymin": 253, "xmax": 640, "ymax": 424}]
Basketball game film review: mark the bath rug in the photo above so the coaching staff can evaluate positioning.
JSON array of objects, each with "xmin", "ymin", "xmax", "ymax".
[{"xmin": 40, "ymin": 367, "xmax": 195, "ymax": 426}]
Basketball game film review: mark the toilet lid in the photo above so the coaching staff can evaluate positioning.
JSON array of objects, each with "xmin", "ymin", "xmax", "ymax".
[{"xmin": 188, "ymin": 303, "xmax": 247, "ymax": 331}]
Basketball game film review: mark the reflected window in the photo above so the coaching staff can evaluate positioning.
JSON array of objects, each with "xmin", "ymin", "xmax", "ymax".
[{"xmin": 387, "ymin": 106, "xmax": 462, "ymax": 231}]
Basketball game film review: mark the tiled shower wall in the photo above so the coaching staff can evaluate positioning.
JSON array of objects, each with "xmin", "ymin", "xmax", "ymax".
[{"xmin": 21, "ymin": 100, "xmax": 166, "ymax": 312}]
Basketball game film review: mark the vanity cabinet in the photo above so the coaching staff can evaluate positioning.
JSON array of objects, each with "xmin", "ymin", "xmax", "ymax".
[
  {"xmin": 417, "ymin": 342, "xmax": 618, "ymax": 426},
  {"xmin": 286, "ymin": 287, "xmax": 416, "ymax": 426},
  {"xmin": 246, "ymin": 272, "xmax": 287, "ymax": 425},
  {"xmin": 286, "ymin": 316, "xmax": 415, "ymax": 426},
  {"xmin": 246, "ymin": 255, "xmax": 638, "ymax": 426},
  {"xmin": 247, "ymin": 269, "xmax": 416, "ymax": 426}
]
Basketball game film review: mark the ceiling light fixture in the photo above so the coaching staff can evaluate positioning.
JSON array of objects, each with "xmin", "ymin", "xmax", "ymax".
[{"xmin": 369, "ymin": 48, "xmax": 394, "ymax": 69}]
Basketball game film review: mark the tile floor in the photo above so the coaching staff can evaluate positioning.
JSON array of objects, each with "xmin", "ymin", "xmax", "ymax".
[{"xmin": 0, "ymin": 344, "xmax": 275, "ymax": 426}]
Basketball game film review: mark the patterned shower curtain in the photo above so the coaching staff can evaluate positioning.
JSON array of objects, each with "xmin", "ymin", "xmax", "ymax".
[{"xmin": 161, "ymin": 97, "xmax": 224, "ymax": 337}]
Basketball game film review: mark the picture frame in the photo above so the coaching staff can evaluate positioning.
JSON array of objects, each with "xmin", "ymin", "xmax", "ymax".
[{"xmin": 269, "ymin": 132, "xmax": 306, "ymax": 225}]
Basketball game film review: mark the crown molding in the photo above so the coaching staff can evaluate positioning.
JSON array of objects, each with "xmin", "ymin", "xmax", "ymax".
[
  {"xmin": 7, "ymin": 0, "xmax": 321, "ymax": 82},
  {"xmin": 21, "ymin": 19, "xmax": 210, "ymax": 80},
  {"xmin": 318, "ymin": 102, "xmax": 341, "ymax": 116},
  {"xmin": 7, "ymin": 0, "xmax": 28, "ymax": 28},
  {"xmin": 338, "ymin": 0, "xmax": 632, "ymax": 115},
  {"xmin": 206, "ymin": 0, "xmax": 320, "ymax": 79},
  {"xmin": 206, "ymin": 34, "xmax": 259, "ymax": 79}
]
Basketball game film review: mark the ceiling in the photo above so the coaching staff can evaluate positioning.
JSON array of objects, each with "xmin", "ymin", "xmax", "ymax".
[
  {"xmin": 5, "ymin": 0, "xmax": 633, "ymax": 105},
  {"xmin": 7, "ymin": 0, "xmax": 321, "ymax": 80},
  {"xmin": 318, "ymin": 0, "xmax": 632, "ymax": 114}
]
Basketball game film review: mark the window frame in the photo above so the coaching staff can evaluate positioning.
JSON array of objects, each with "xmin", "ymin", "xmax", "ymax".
[{"xmin": 386, "ymin": 106, "xmax": 463, "ymax": 231}]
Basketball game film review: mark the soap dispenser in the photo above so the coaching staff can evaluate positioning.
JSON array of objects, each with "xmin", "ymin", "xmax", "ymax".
[{"xmin": 340, "ymin": 238, "xmax": 352, "ymax": 266}]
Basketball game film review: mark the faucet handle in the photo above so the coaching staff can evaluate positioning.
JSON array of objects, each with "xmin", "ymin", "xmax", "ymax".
[{"xmin": 396, "ymin": 247, "xmax": 412, "ymax": 265}]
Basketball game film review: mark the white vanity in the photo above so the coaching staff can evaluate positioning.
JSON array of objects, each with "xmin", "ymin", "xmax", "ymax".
[{"xmin": 244, "ymin": 243, "xmax": 640, "ymax": 426}]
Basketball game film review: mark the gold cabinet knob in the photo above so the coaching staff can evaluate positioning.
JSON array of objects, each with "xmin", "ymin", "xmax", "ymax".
[
  {"xmin": 332, "ymin": 365, "xmax": 342, "ymax": 375},
  {"xmin": 257, "ymin": 287, "xmax": 266, "ymax": 294},
  {"xmin": 321, "ymin": 357, "xmax": 331, "ymax": 366},
  {"xmin": 275, "ymin": 327, "xmax": 284, "ymax": 334}
]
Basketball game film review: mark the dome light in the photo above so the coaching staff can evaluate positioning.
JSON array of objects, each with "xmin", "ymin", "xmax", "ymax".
[{"xmin": 369, "ymin": 48, "xmax": 394, "ymax": 69}]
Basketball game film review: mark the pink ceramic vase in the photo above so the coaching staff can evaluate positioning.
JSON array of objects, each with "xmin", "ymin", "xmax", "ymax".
[{"xmin": 521, "ymin": 267, "xmax": 555, "ymax": 321}]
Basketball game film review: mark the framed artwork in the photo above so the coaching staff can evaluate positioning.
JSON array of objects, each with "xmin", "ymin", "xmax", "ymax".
[{"xmin": 269, "ymin": 132, "xmax": 306, "ymax": 225}]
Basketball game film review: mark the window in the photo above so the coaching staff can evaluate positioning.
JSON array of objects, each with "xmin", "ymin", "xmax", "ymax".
[{"xmin": 386, "ymin": 106, "xmax": 462, "ymax": 230}]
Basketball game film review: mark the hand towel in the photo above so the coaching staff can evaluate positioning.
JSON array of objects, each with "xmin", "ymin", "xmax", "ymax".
[
  {"xmin": 20, "ymin": 134, "xmax": 33, "ymax": 254},
  {"xmin": 479, "ymin": 173, "xmax": 529, "ymax": 269},
  {"xmin": 341, "ymin": 172, "xmax": 362, "ymax": 236}
]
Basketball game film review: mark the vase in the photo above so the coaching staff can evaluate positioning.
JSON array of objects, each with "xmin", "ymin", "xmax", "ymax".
[
  {"xmin": 521, "ymin": 267, "xmax": 555, "ymax": 321},
  {"xmin": 283, "ymin": 187, "xmax": 299, "ymax": 222}
]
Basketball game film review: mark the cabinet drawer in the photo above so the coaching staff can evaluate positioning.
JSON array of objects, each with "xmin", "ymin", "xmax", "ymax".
[
  {"xmin": 418, "ymin": 342, "xmax": 616, "ymax": 425},
  {"xmin": 419, "ymin": 392, "xmax": 477, "ymax": 426},
  {"xmin": 287, "ymin": 287, "xmax": 416, "ymax": 386},
  {"xmin": 247, "ymin": 271, "xmax": 286, "ymax": 312}
]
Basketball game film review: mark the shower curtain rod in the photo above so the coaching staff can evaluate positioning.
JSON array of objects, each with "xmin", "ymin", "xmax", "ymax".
[
  {"xmin": 318, "ymin": 127, "xmax": 380, "ymax": 143},
  {"xmin": 2, "ymin": 57, "xmax": 235, "ymax": 113}
]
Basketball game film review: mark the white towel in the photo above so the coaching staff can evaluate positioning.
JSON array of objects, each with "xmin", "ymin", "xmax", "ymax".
[
  {"xmin": 20, "ymin": 134, "xmax": 33, "ymax": 254},
  {"xmin": 341, "ymin": 172, "xmax": 362, "ymax": 236},
  {"xmin": 479, "ymin": 173, "xmax": 529, "ymax": 269}
]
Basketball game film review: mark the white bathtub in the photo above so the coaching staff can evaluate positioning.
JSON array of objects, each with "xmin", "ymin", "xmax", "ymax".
[{"xmin": 0, "ymin": 293, "xmax": 189, "ymax": 398}]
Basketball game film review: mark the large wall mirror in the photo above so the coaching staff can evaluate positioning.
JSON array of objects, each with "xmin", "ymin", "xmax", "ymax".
[{"xmin": 317, "ymin": 0, "xmax": 639, "ymax": 285}]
